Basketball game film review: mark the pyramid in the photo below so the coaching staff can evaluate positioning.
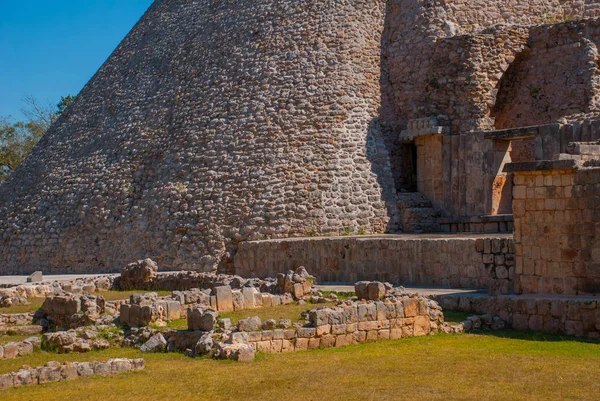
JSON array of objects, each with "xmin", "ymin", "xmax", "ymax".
[{"xmin": 0, "ymin": 0, "xmax": 393, "ymax": 273}]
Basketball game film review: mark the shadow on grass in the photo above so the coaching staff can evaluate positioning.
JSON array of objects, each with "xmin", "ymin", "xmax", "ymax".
[{"xmin": 469, "ymin": 328, "xmax": 600, "ymax": 344}]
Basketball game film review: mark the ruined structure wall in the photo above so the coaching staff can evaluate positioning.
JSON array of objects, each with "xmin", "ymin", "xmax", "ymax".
[
  {"xmin": 0, "ymin": 0, "xmax": 391, "ymax": 274},
  {"xmin": 494, "ymin": 20, "xmax": 600, "ymax": 129},
  {"xmin": 513, "ymin": 167, "xmax": 600, "ymax": 295},
  {"xmin": 384, "ymin": 0, "xmax": 600, "ymax": 127},
  {"xmin": 234, "ymin": 235, "xmax": 514, "ymax": 291}
]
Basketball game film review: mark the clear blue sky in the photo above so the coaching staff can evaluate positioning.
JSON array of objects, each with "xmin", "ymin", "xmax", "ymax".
[{"xmin": 0, "ymin": 0, "xmax": 153, "ymax": 120}]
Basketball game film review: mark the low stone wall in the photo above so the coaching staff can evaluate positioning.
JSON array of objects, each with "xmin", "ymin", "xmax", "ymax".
[
  {"xmin": 0, "ymin": 337, "xmax": 40, "ymax": 360},
  {"xmin": 0, "ymin": 358, "xmax": 144, "ymax": 390},
  {"xmin": 235, "ymin": 297, "xmax": 443, "ymax": 353},
  {"xmin": 234, "ymin": 235, "xmax": 514, "ymax": 291},
  {"xmin": 436, "ymin": 294, "xmax": 600, "ymax": 339},
  {"xmin": 0, "ymin": 275, "xmax": 116, "ymax": 307},
  {"xmin": 0, "ymin": 313, "xmax": 34, "ymax": 326}
]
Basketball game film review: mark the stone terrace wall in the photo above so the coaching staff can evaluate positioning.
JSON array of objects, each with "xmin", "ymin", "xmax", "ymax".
[
  {"xmin": 234, "ymin": 235, "xmax": 514, "ymax": 291},
  {"xmin": 511, "ymin": 165, "xmax": 600, "ymax": 295},
  {"xmin": 437, "ymin": 294, "xmax": 600, "ymax": 339},
  {"xmin": 241, "ymin": 297, "xmax": 443, "ymax": 353},
  {"xmin": 0, "ymin": 0, "xmax": 392, "ymax": 274}
]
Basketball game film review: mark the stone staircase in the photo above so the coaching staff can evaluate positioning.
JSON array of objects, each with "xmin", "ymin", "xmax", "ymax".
[{"xmin": 396, "ymin": 192, "xmax": 441, "ymax": 233}]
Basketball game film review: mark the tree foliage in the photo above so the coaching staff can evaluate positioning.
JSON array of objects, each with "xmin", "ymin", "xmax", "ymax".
[{"xmin": 0, "ymin": 95, "xmax": 74, "ymax": 183}]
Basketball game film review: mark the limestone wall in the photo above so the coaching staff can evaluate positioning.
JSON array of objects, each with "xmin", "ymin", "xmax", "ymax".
[
  {"xmin": 494, "ymin": 20, "xmax": 600, "ymax": 129},
  {"xmin": 0, "ymin": 0, "xmax": 391, "ymax": 274},
  {"xmin": 437, "ymin": 294, "xmax": 600, "ymax": 339},
  {"xmin": 512, "ymin": 165, "xmax": 600, "ymax": 295},
  {"xmin": 383, "ymin": 0, "xmax": 600, "ymax": 126},
  {"xmin": 234, "ymin": 235, "xmax": 514, "ymax": 291},
  {"xmin": 241, "ymin": 297, "xmax": 443, "ymax": 353},
  {"xmin": 0, "ymin": 359, "xmax": 144, "ymax": 390}
]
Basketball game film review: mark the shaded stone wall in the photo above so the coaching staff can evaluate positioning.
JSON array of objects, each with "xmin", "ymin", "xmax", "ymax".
[
  {"xmin": 512, "ymin": 166, "xmax": 600, "ymax": 295},
  {"xmin": 234, "ymin": 235, "xmax": 514, "ymax": 291},
  {"xmin": 437, "ymin": 294, "xmax": 600, "ymax": 339},
  {"xmin": 0, "ymin": 0, "xmax": 391, "ymax": 274}
]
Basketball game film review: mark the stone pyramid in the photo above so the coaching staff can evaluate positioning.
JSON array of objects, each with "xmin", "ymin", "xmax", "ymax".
[{"xmin": 0, "ymin": 0, "xmax": 392, "ymax": 273}]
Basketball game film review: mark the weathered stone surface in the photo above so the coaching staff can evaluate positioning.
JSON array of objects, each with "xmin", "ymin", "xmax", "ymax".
[
  {"xmin": 237, "ymin": 316, "xmax": 262, "ymax": 332},
  {"xmin": 119, "ymin": 259, "xmax": 158, "ymax": 290},
  {"xmin": 214, "ymin": 286, "xmax": 233, "ymax": 312},
  {"xmin": 26, "ymin": 271, "xmax": 42, "ymax": 283},
  {"xmin": 195, "ymin": 333, "xmax": 214, "ymax": 356},
  {"xmin": 140, "ymin": 333, "xmax": 167, "ymax": 353},
  {"xmin": 187, "ymin": 307, "xmax": 218, "ymax": 331}
]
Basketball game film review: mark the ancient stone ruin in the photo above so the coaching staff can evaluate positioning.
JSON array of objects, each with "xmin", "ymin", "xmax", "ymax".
[{"xmin": 1, "ymin": 0, "xmax": 600, "ymax": 370}]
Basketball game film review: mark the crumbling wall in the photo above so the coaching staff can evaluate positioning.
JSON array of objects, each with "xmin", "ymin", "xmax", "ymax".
[
  {"xmin": 383, "ymin": 0, "xmax": 600, "ymax": 127},
  {"xmin": 494, "ymin": 20, "xmax": 600, "ymax": 129}
]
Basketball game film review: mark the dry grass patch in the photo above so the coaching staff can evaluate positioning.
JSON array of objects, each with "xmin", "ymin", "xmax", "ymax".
[
  {"xmin": 0, "ymin": 331, "xmax": 599, "ymax": 401},
  {"xmin": 0, "ymin": 333, "xmax": 40, "ymax": 345},
  {"xmin": 0, "ymin": 298, "xmax": 45, "ymax": 314}
]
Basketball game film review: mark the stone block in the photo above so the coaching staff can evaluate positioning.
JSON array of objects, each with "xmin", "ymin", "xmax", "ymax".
[
  {"xmin": 241, "ymin": 287, "xmax": 257, "ymax": 309},
  {"xmin": 308, "ymin": 338, "xmax": 321, "ymax": 350},
  {"xmin": 38, "ymin": 365, "xmax": 61, "ymax": 384},
  {"xmin": 403, "ymin": 299, "xmax": 419, "ymax": 318},
  {"xmin": 187, "ymin": 307, "xmax": 218, "ymax": 331},
  {"xmin": 166, "ymin": 301, "xmax": 182, "ymax": 321},
  {"xmin": 309, "ymin": 308, "xmax": 331, "ymax": 326},
  {"xmin": 214, "ymin": 286, "xmax": 234, "ymax": 312},
  {"xmin": 297, "ymin": 327, "xmax": 316, "ymax": 338},
  {"xmin": 281, "ymin": 339, "xmax": 294, "ymax": 352},
  {"xmin": 3, "ymin": 342, "xmax": 18, "ymax": 359},
  {"xmin": 354, "ymin": 281, "xmax": 369, "ymax": 300},
  {"xmin": 77, "ymin": 362, "xmax": 94, "ymax": 378},
  {"xmin": 0, "ymin": 373, "xmax": 13, "ymax": 390},
  {"xmin": 60, "ymin": 363, "xmax": 79, "ymax": 381},
  {"xmin": 27, "ymin": 271, "xmax": 42, "ymax": 283},
  {"xmin": 295, "ymin": 338, "xmax": 309, "ymax": 351},
  {"xmin": 256, "ymin": 341, "xmax": 271, "ymax": 353},
  {"xmin": 232, "ymin": 291, "xmax": 245, "ymax": 311}
]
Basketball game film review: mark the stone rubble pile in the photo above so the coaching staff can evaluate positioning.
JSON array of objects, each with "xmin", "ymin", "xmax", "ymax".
[
  {"xmin": 40, "ymin": 294, "xmax": 124, "ymax": 330},
  {"xmin": 41, "ymin": 329, "xmax": 112, "ymax": 354},
  {"xmin": 0, "ymin": 358, "xmax": 144, "ymax": 391}
]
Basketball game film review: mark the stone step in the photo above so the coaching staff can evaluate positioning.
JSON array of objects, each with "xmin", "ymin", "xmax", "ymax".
[{"xmin": 396, "ymin": 192, "xmax": 440, "ymax": 233}]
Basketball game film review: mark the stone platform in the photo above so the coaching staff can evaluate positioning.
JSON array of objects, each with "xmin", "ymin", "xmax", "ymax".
[{"xmin": 234, "ymin": 233, "xmax": 514, "ymax": 290}]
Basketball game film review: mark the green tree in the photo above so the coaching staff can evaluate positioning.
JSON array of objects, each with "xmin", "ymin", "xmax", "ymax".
[{"xmin": 0, "ymin": 94, "xmax": 74, "ymax": 183}]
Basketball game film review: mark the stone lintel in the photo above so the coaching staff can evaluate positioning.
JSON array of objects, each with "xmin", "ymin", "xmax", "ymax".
[
  {"xmin": 483, "ymin": 124, "xmax": 560, "ymax": 141},
  {"xmin": 503, "ymin": 159, "xmax": 577, "ymax": 173}
]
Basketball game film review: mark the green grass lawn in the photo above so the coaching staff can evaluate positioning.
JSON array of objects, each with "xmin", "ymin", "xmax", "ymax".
[
  {"xmin": 0, "ymin": 331, "xmax": 598, "ymax": 400},
  {"xmin": 442, "ymin": 310, "xmax": 471, "ymax": 325},
  {"xmin": 0, "ymin": 298, "xmax": 45, "ymax": 314}
]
